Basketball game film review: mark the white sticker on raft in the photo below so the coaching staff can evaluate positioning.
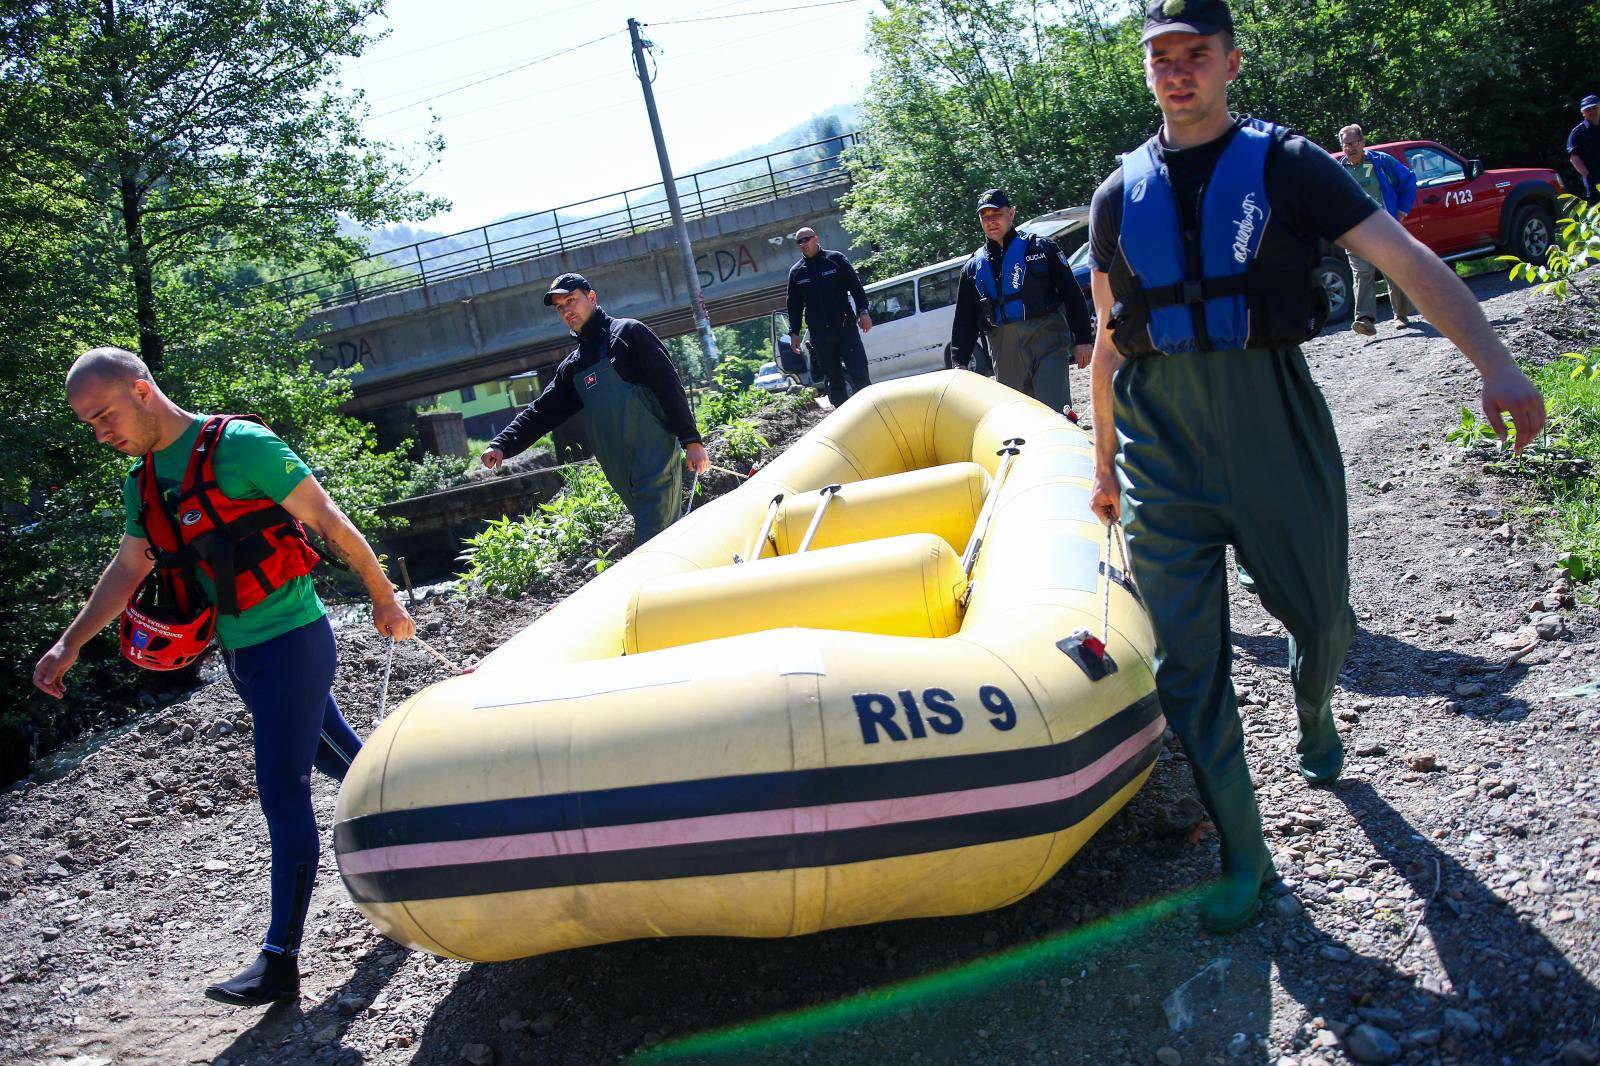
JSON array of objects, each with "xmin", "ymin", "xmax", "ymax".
[{"xmin": 468, "ymin": 629, "xmax": 827, "ymax": 709}]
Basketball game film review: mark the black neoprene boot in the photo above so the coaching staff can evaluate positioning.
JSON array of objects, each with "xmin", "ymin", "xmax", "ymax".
[{"xmin": 204, "ymin": 950, "xmax": 299, "ymax": 1006}]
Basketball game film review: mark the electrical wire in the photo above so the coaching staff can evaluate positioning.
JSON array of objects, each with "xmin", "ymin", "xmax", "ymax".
[
  {"xmin": 369, "ymin": 30, "xmax": 625, "ymax": 119},
  {"xmin": 355, "ymin": 9, "xmax": 570, "ymax": 68},
  {"xmin": 648, "ymin": 0, "xmax": 866, "ymax": 25},
  {"xmin": 369, "ymin": 5, "xmax": 863, "ymax": 136}
]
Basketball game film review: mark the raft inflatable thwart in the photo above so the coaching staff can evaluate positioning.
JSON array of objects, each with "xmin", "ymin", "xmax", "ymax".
[{"xmin": 335, "ymin": 370, "xmax": 1162, "ymax": 962}]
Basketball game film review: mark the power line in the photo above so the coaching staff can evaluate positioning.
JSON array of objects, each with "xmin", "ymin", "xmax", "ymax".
[
  {"xmin": 648, "ymin": 0, "xmax": 866, "ymax": 26},
  {"xmin": 355, "ymin": 9, "xmax": 569, "ymax": 68},
  {"xmin": 443, "ymin": 36, "xmax": 861, "ymax": 152},
  {"xmin": 369, "ymin": 30, "xmax": 625, "ymax": 119},
  {"xmin": 369, "ymin": 6, "xmax": 863, "ymax": 136}
]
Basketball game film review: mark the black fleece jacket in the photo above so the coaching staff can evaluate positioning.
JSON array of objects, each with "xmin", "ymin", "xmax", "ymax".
[{"xmin": 490, "ymin": 308, "xmax": 700, "ymax": 457}]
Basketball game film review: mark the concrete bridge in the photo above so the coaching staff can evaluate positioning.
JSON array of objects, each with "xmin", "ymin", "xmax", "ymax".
[{"xmin": 287, "ymin": 135, "xmax": 863, "ymax": 432}]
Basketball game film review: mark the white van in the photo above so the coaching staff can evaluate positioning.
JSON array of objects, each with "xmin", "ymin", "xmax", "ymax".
[{"xmin": 769, "ymin": 207, "xmax": 1091, "ymax": 389}]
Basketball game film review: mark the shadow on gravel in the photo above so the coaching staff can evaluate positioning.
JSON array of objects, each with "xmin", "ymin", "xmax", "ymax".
[
  {"xmin": 1325, "ymin": 781, "xmax": 1600, "ymax": 1060},
  {"xmin": 208, "ymin": 942, "xmax": 410, "ymax": 1065},
  {"xmin": 1232, "ymin": 626, "xmax": 1536, "ymax": 719}
]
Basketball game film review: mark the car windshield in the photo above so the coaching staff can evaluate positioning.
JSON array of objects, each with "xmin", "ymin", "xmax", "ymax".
[
  {"xmin": 1068, "ymin": 243, "xmax": 1091, "ymax": 269},
  {"xmin": 756, "ymin": 362, "xmax": 778, "ymax": 376}
]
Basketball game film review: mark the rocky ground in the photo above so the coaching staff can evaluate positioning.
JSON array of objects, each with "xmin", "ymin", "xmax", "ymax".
[{"xmin": 3, "ymin": 273, "xmax": 1599, "ymax": 1066}]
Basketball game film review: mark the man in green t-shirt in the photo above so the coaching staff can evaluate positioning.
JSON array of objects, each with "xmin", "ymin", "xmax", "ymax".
[{"xmin": 32, "ymin": 346, "xmax": 415, "ymax": 1008}]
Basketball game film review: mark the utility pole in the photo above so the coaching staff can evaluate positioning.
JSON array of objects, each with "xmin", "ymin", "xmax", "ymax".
[{"xmin": 628, "ymin": 17, "xmax": 719, "ymax": 377}]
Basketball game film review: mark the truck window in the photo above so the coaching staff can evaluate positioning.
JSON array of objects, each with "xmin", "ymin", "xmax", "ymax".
[
  {"xmin": 869, "ymin": 280, "xmax": 917, "ymax": 324},
  {"xmin": 918, "ymin": 266, "xmax": 961, "ymax": 312},
  {"xmin": 1406, "ymin": 147, "xmax": 1465, "ymax": 188}
]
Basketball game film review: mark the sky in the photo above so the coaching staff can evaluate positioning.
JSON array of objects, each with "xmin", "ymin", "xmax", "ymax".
[{"xmin": 342, "ymin": 0, "xmax": 879, "ymax": 234}]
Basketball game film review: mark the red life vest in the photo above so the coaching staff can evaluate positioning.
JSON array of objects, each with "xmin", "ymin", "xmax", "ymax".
[{"xmin": 137, "ymin": 415, "xmax": 320, "ymax": 617}]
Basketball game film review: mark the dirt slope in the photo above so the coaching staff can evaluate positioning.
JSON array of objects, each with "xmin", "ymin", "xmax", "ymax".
[{"xmin": 3, "ymin": 275, "xmax": 1598, "ymax": 1066}]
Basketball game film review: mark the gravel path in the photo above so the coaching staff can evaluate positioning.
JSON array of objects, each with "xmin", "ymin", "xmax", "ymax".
[{"xmin": 3, "ymin": 275, "xmax": 1598, "ymax": 1066}]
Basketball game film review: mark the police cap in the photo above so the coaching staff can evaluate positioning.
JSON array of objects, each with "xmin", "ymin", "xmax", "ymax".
[
  {"xmin": 976, "ymin": 189, "xmax": 1012, "ymax": 212},
  {"xmin": 1140, "ymin": 0, "xmax": 1234, "ymax": 44},
  {"xmin": 543, "ymin": 272, "xmax": 593, "ymax": 306}
]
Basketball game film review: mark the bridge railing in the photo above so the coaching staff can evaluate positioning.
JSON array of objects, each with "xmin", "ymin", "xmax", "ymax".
[{"xmin": 262, "ymin": 132, "xmax": 860, "ymax": 310}]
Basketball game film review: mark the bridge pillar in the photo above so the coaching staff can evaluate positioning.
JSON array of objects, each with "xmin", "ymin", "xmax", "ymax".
[{"xmin": 365, "ymin": 402, "xmax": 418, "ymax": 455}]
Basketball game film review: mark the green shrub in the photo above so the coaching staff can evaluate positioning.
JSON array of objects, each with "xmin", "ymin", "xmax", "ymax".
[
  {"xmin": 394, "ymin": 453, "xmax": 474, "ymax": 500},
  {"xmin": 718, "ymin": 417, "xmax": 770, "ymax": 462},
  {"xmin": 697, "ymin": 375, "xmax": 770, "ymax": 433},
  {"xmin": 1475, "ymin": 356, "xmax": 1600, "ymax": 585},
  {"xmin": 1500, "ymin": 195, "xmax": 1600, "ymax": 301},
  {"xmin": 457, "ymin": 462, "xmax": 626, "ymax": 594}
]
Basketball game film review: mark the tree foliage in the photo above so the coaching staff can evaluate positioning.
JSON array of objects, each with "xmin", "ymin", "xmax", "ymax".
[
  {"xmin": 847, "ymin": 0, "xmax": 1600, "ymax": 276},
  {"xmin": 0, "ymin": 0, "xmax": 444, "ymax": 367},
  {"xmin": 0, "ymin": 0, "xmax": 442, "ymax": 781}
]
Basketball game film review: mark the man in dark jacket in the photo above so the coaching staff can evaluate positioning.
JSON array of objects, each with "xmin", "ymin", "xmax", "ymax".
[
  {"xmin": 785, "ymin": 227, "xmax": 873, "ymax": 406},
  {"xmin": 1567, "ymin": 95, "xmax": 1600, "ymax": 204},
  {"xmin": 950, "ymin": 190, "xmax": 1095, "ymax": 413},
  {"xmin": 481, "ymin": 273, "xmax": 709, "ymax": 545}
]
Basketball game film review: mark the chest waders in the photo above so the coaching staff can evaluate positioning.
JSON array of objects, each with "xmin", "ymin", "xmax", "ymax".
[
  {"xmin": 578, "ymin": 349, "xmax": 683, "ymax": 546},
  {"xmin": 1108, "ymin": 122, "xmax": 1353, "ymax": 931},
  {"xmin": 988, "ymin": 314, "xmax": 1073, "ymax": 413},
  {"xmin": 974, "ymin": 234, "xmax": 1073, "ymax": 412}
]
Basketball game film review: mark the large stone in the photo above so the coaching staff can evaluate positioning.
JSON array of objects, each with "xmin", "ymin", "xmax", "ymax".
[
  {"xmin": 1343, "ymin": 1023, "xmax": 1401, "ymax": 1064},
  {"xmin": 1442, "ymin": 1008, "xmax": 1481, "ymax": 1038}
]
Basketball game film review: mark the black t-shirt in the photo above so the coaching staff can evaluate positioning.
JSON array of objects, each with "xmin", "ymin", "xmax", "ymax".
[
  {"xmin": 1088, "ymin": 116, "xmax": 1378, "ymax": 273},
  {"xmin": 1567, "ymin": 120, "xmax": 1600, "ymax": 174}
]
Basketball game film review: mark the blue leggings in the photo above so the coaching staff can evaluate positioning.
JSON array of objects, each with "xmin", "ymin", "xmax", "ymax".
[{"xmin": 224, "ymin": 616, "xmax": 362, "ymax": 955}]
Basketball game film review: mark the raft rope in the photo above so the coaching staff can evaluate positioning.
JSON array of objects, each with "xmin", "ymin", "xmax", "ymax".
[
  {"xmin": 373, "ymin": 633, "xmax": 462, "ymax": 727},
  {"xmin": 375, "ymin": 635, "xmax": 395, "ymax": 725},
  {"xmin": 1099, "ymin": 519, "xmax": 1132, "ymax": 648},
  {"xmin": 681, "ymin": 471, "xmax": 700, "ymax": 519}
]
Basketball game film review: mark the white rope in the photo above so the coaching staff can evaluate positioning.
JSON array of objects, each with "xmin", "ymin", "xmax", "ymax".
[{"xmin": 374, "ymin": 636, "xmax": 395, "ymax": 725}]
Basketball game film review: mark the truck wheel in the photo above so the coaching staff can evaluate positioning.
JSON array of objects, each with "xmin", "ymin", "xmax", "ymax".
[
  {"xmin": 1316, "ymin": 254, "xmax": 1354, "ymax": 323},
  {"xmin": 1507, "ymin": 202, "xmax": 1555, "ymax": 263}
]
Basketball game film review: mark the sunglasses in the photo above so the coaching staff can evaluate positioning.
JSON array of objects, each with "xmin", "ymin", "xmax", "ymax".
[{"xmin": 795, "ymin": 234, "xmax": 817, "ymax": 244}]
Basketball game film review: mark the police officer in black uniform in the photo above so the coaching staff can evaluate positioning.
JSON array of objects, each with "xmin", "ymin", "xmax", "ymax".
[
  {"xmin": 1567, "ymin": 94, "xmax": 1600, "ymax": 204},
  {"xmin": 785, "ymin": 226, "xmax": 873, "ymax": 407},
  {"xmin": 950, "ymin": 189, "xmax": 1095, "ymax": 413},
  {"xmin": 481, "ymin": 273, "xmax": 709, "ymax": 546}
]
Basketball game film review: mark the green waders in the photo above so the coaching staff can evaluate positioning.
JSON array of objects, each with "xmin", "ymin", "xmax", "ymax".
[
  {"xmin": 578, "ymin": 351, "xmax": 683, "ymax": 547},
  {"xmin": 1113, "ymin": 345, "xmax": 1355, "ymax": 930},
  {"xmin": 990, "ymin": 313, "xmax": 1073, "ymax": 413}
]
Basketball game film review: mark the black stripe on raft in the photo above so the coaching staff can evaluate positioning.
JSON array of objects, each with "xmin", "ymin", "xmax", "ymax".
[
  {"xmin": 335, "ymin": 693, "xmax": 1162, "ymax": 856},
  {"xmin": 340, "ymin": 734, "xmax": 1163, "ymax": 904}
]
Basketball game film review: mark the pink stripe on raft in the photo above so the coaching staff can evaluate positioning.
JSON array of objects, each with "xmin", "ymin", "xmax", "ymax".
[{"xmin": 338, "ymin": 717, "xmax": 1166, "ymax": 877}]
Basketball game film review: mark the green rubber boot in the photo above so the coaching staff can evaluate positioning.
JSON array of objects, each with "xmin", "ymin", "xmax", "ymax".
[
  {"xmin": 1197, "ymin": 770, "xmax": 1279, "ymax": 934},
  {"xmin": 1296, "ymin": 700, "xmax": 1344, "ymax": 787}
]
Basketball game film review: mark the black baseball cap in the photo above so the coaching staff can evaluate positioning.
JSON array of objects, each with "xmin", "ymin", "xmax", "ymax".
[
  {"xmin": 543, "ymin": 272, "xmax": 593, "ymax": 305},
  {"xmin": 976, "ymin": 189, "xmax": 1012, "ymax": 212},
  {"xmin": 1582, "ymin": 94, "xmax": 1599, "ymax": 111},
  {"xmin": 1140, "ymin": 0, "xmax": 1234, "ymax": 44}
]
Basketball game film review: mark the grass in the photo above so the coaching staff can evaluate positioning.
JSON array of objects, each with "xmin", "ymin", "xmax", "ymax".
[{"xmin": 1458, "ymin": 353, "xmax": 1600, "ymax": 584}]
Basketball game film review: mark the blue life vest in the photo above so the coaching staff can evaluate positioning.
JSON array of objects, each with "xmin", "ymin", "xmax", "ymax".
[
  {"xmin": 973, "ymin": 232, "xmax": 1037, "ymax": 326},
  {"xmin": 1108, "ymin": 119, "xmax": 1325, "ymax": 357}
]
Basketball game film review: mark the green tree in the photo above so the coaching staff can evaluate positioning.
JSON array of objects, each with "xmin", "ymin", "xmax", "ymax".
[
  {"xmin": 0, "ymin": 0, "xmax": 443, "ymax": 369},
  {"xmin": 846, "ymin": 0, "xmax": 1600, "ymax": 274}
]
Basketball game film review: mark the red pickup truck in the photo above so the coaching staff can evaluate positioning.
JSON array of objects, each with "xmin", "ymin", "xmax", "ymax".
[{"xmin": 1324, "ymin": 139, "xmax": 1563, "ymax": 319}]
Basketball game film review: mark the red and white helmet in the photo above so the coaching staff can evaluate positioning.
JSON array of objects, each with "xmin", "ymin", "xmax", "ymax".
[{"xmin": 119, "ymin": 575, "xmax": 215, "ymax": 671}]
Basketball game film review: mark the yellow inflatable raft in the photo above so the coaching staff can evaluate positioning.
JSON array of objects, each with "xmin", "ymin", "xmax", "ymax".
[{"xmin": 335, "ymin": 369, "xmax": 1162, "ymax": 962}]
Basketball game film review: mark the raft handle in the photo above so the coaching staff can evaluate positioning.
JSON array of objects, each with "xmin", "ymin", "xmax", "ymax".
[
  {"xmin": 744, "ymin": 493, "xmax": 784, "ymax": 563},
  {"xmin": 795, "ymin": 484, "xmax": 842, "ymax": 554},
  {"xmin": 961, "ymin": 438, "xmax": 1025, "ymax": 579}
]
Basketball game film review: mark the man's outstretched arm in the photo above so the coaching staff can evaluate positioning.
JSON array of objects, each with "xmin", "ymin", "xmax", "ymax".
[{"xmin": 1339, "ymin": 211, "xmax": 1545, "ymax": 449}]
